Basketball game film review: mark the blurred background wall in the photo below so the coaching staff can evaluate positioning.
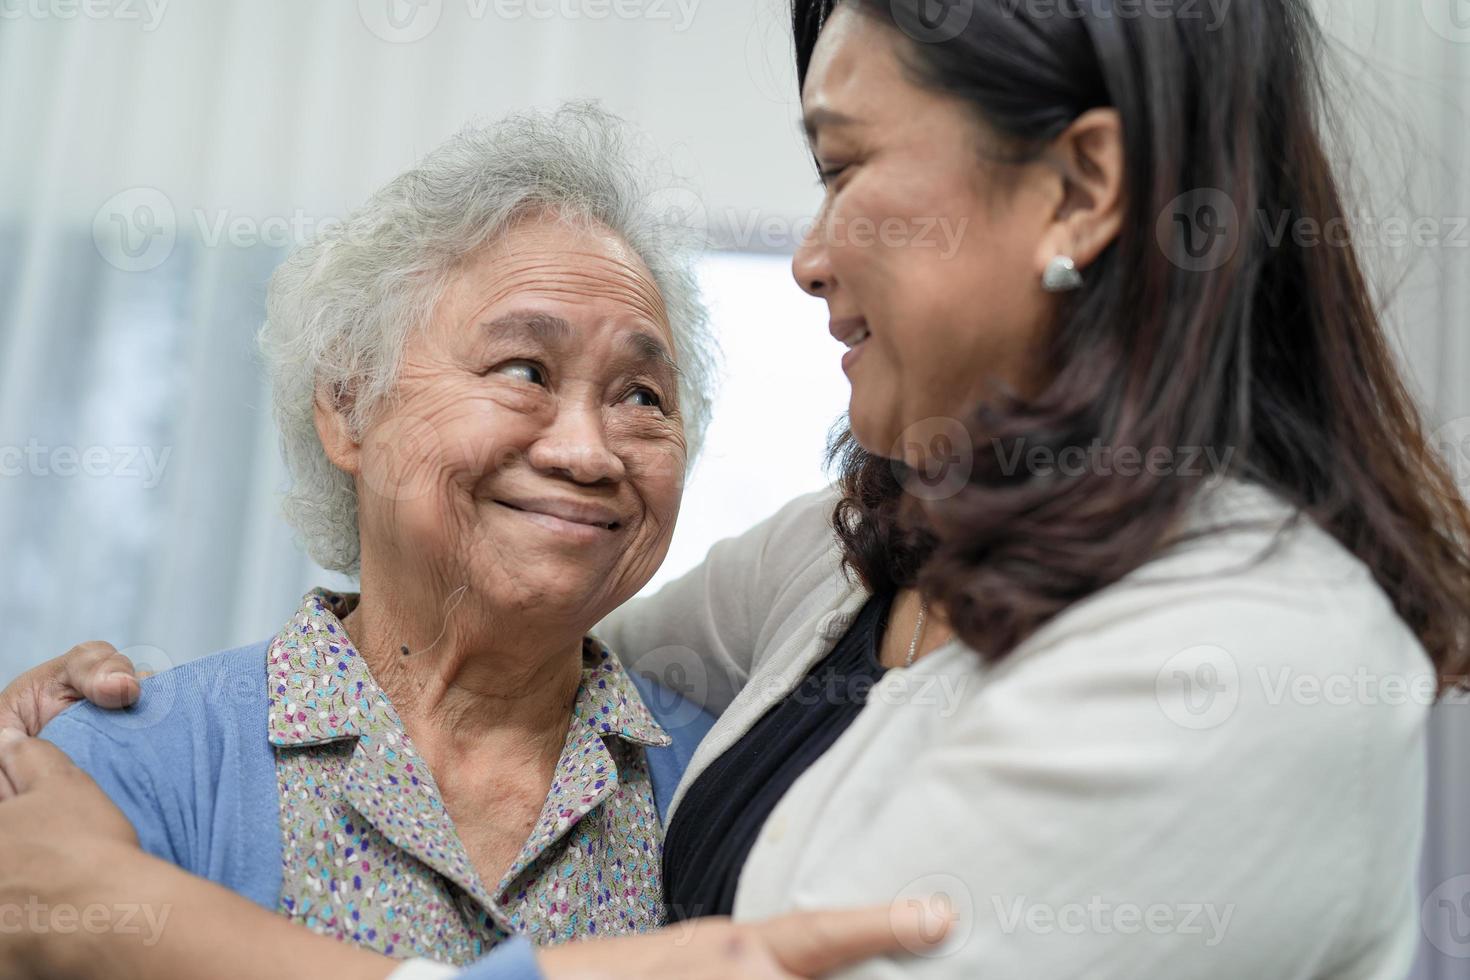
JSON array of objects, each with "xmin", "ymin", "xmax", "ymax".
[{"xmin": 0, "ymin": 0, "xmax": 1465, "ymax": 973}]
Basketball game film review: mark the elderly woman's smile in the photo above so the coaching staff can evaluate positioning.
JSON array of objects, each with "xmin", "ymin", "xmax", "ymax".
[
  {"xmin": 489, "ymin": 498, "xmax": 624, "ymax": 534},
  {"xmin": 330, "ymin": 218, "xmax": 688, "ymax": 631}
]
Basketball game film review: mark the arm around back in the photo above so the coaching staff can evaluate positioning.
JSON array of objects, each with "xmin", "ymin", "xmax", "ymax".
[{"xmin": 37, "ymin": 642, "xmax": 283, "ymax": 911}]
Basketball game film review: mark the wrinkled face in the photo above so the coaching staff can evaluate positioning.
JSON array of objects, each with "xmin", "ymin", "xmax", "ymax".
[
  {"xmin": 353, "ymin": 218, "xmax": 686, "ymax": 626},
  {"xmin": 793, "ymin": 5, "xmax": 1056, "ymax": 460}
]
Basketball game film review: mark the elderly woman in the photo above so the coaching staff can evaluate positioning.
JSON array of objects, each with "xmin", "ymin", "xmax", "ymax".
[
  {"xmin": 26, "ymin": 103, "xmax": 732, "ymax": 970},
  {"xmin": 0, "ymin": 100, "xmax": 926, "ymax": 980}
]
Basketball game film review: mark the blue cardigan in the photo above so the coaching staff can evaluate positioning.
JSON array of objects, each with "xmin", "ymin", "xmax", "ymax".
[{"xmin": 41, "ymin": 640, "xmax": 715, "ymax": 980}]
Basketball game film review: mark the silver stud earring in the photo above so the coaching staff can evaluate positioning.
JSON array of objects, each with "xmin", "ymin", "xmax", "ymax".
[{"xmin": 1042, "ymin": 255, "xmax": 1084, "ymax": 292}]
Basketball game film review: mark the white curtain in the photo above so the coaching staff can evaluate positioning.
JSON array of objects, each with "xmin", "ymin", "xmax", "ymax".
[
  {"xmin": 1322, "ymin": 4, "xmax": 1470, "ymax": 976},
  {"xmin": 0, "ymin": 1, "xmax": 1465, "ymax": 972},
  {"xmin": 0, "ymin": 0, "xmax": 834, "ymax": 667}
]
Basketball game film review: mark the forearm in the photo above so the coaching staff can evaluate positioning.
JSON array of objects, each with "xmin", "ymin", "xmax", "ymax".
[{"xmin": 18, "ymin": 841, "xmax": 397, "ymax": 980}]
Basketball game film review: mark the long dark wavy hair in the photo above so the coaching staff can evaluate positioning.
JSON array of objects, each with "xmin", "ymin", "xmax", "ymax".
[{"xmin": 793, "ymin": 0, "xmax": 1470, "ymax": 686}]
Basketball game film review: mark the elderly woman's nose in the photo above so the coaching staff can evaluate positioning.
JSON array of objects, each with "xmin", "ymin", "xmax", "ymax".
[{"xmin": 527, "ymin": 408, "xmax": 627, "ymax": 485}]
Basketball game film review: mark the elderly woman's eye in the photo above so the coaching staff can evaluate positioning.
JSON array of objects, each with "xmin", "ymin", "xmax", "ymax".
[
  {"xmin": 622, "ymin": 386, "xmax": 663, "ymax": 410},
  {"xmin": 494, "ymin": 361, "xmax": 548, "ymax": 386}
]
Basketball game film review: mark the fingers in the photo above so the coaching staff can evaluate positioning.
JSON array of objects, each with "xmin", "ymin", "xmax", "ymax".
[
  {"xmin": 0, "ymin": 728, "xmax": 21, "ymax": 798},
  {"xmin": 754, "ymin": 905, "xmax": 945, "ymax": 976},
  {"xmin": 756, "ymin": 904, "xmax": 952, "ymax": 975},
  {"xmin": 0, "ymin": 730, "xmax": 80, "ymax": 798},
  {"xmin": 0, "ymin": 664, "xmax": 55, "ymax": 734},
  {"xmin": 0, "ymin": 691, "xmax": 29, "ymax": 735},
  {"xmin": 886, "ymin": 895, "xmax": 954, "ymax": 958},
  {"xmin": 0, "ymin": 643, "xmax": 138, "ymax": 737},
  {"xmin": 64, "ymin": 641, "xmax": 140, "ymax": 711},
  {"xmin": 0, "ymin": 729, "xmax": 140, "ymax": 848}
]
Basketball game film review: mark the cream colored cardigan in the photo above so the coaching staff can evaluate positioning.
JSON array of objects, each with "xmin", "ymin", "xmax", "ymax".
[
  {"xmin": 396, "ymin": 479, "xmax": 1430, "ymax": 979},
  {"xmin": 593, "ymin": 479, "xmax": 1431, "ymax": 979}
]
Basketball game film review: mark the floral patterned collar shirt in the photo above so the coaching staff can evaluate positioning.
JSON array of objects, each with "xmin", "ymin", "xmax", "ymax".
[{"xmin": 266, "ymin": 589, "xmax": 670, "ymax": 966}]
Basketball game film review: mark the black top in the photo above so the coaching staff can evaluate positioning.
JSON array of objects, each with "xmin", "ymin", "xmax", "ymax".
[{"xmin": 661, "ymin": 590, "xmax": 896, "ymax": 921}]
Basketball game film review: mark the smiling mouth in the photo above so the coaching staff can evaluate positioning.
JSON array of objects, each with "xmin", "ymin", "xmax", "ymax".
[
  {"xmin": 830, "ymin": 317, "xmax": 871, "ymax": 350},
  {"xmin": 494, "ymin": 500, "xmax": 622, "ymax": 532}
]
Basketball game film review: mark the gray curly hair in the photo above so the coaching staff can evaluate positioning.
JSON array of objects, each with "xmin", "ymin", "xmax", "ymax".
[{"xmin": 259, "ymin": 102, "xmax": 716, "ymax": 575}]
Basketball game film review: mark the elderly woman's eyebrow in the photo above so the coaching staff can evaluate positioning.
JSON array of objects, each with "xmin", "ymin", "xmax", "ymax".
[
  {"xmin": 621, "ymin": 331, "xmax": 683, "ymax": 387},
  {"xmin": 482, "ymin": 311, "xmax": 679, "ymax": 382},
  {"xmin": 480, "ymin": 311, "xmax": 575, "ymax": 347}
]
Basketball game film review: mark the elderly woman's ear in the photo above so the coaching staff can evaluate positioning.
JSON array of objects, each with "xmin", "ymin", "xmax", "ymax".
[{"xmin": 313, "ymin": 381, "xmax": 362, "ymax": 478}]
